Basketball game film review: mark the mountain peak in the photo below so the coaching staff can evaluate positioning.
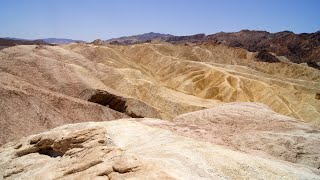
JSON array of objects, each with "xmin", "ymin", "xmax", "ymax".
[{"xmin": 105, "ymin": 32, "xmax": 174, "ymax": 44}]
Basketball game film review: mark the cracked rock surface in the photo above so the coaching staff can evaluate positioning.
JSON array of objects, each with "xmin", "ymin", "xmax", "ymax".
[{"xmin": 1, "ymin": 119, "xmax": 320, "ymax": 179}]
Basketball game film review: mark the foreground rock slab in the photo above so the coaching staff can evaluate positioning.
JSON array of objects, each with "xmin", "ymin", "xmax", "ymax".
[
  {"xmin": 140, "ymin": 103, "xmax": 320, "ymax": 169},
  {"xmin": 1, "ymin": 119, "xmax": 319, "ymax": 179}
]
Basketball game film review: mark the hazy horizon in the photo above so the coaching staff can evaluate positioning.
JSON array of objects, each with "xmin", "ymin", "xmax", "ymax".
[{"xmin": 1, "ymin": 0, "xmax": 320, "ymax": 41}]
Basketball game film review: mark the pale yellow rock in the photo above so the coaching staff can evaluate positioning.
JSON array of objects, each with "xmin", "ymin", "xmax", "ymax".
[
  {"xmin": 0, "ymin": 43, "xmax": 320, "ymax": 125},
  {"xmin": 0, "ymin": 72, "xmax": 128, "ymax": 145},
  {"xmin": 65, "ymin": 43, "xmax": 320, "ymax": 124},
  {"xmin": 140, "ymin": 102, "xmax": 320, "ymax": 169},
  {"xmin": 1, "ymin": 44, "xmax": 319, "ymax": 126},
  {"xmin": 1, "ymin": 37, "xmax": 320, "ymax": 180},
  {"xmin": 0, "ymin": 119, "xmax": 319, "ymax": 180}
]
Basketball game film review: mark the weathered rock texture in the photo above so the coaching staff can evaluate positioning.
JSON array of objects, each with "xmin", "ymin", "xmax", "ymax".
[
  {"xmin": 103, "ymin": 30, "xmax": 320, "ymax": 69},
  {"xmin": 1, "ymin": 119, "xmax": 319, "ymax": 179},
  {"xmin": 0, "ymin": 42, "xmax": 319, "ymax": 145},
  {"xmin": 139, "ymin": 103, "xmax": 320, "ymax": 169},
  {"xmin": 206, "ymin": 30, "xmax": 320, "ymax": 65},
  {"xmin": 67, "ymin": 43, "xmax": 320, "ymax": 124},
  {"xmin": 162, "ymin": 30, "xmax": 320, "ymax": 68},
  {"xmin": 0, "ymin": 72, "xmax": 128, "ymax": 145},
  {"xmin": 0, "ymin": 41, "xmax": 320, "ymax": 179},
  {"xmin": 81, "ymin": 89, "xmax": 161, "ymax": 118}
]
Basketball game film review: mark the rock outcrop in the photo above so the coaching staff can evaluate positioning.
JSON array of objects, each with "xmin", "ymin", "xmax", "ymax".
[
  {"xmin": 1, "ymin": 43, "xmax": 319, "ymax": 146},
  {"xmin": 1, "ymin": 36, "xmax": 320, "ymax": 179},
  {"xmin": 0, "ymin": 72, "xmax": 128, "ymax": 145},
  {"xmin": 1, "ymin": 119, "xmax": 319, "ymax": 179},
  {"xmin": 255, "ymin": 50, "xmax": 281, "ymax": 63},
  {"xmin": 200, "ymin": 30, "xmax": 320, "ymax": 68},
  {"xmin": 140, "ymin": 103, "xmax": 320, "ymax": 169},
  {"xmin": 81, "ymin": 89, "xmax": 162, "ymax": 118},
  {"xmin": 166, "ymin": 33, "xmax": 206, "ymax": 43},
  {"xmin": 102, "ymin": 30, "xmax": 320, "ymax": 68},
  {"xmin": 103, "ymin": 30, "xmax": 320, "ymax": 69}
]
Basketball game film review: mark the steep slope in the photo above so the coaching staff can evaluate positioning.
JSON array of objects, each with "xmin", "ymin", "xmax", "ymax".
[
  {"xmin": 1, "ymin": 40, "xmax": 320, "ymax": 179},
  {"xmin": 162, "ymin": 30, "xmax": 320, "ymax": 68},
  {"xmin": 0, "ymin": 72, "xmax": 128, "ymax": 145},
  {"xmin": 0, "ymin": 42, "xmax": 319, "ymax": 146},
  {"xmin": 3, "ymin": 43, "xmax": 315, "ymax": 125},
  {"xmin": 207, "ymin": 30, "xmax": 320, "ymax": 65},
  {"xmin": 104, "ymin": 30, "xmax": 320, "ymax": 67},
  {"xmin": 0, "ymin": 45, "xmax": 161, "ymax": 145},
  {"xmin": 1, "ymin": 119, "xmax": 319, "ymax": 179},
  {"xmin": 98, "ymin": 43, "xmax": 319, "ymax": 125}
]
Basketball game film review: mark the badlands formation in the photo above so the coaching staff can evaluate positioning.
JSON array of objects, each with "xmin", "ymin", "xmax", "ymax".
[{"xmin": 0, "ymin": 41, "xmax": 320, "ymax": 179}]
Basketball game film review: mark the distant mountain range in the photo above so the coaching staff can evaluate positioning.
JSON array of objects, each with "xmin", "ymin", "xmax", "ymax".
[
  {"xmin": 1, "ymin": 30, "xmax": 319, "ymax": 69},
  {"xmin": 41, "ymin": 38, "xmax": 85, "ymax": 44},
  {"xmin": 0, "ymin": 37, "xmax": 85, "ymax": 46},
  {"xmin": 0, "ymin": 38, "xmax": 49, "ymax": 47},
  {"xmin": 105, "ymin": 32, "xmax": 174, "ymax": 44},
  {"xmin": 102, "ymin": 30, "xmax": 320, "ymax": 69}
]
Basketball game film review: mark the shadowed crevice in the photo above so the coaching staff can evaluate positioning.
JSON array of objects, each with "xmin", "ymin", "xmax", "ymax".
[
  {"xmin": 87, "ymin": 90, "xmax": 143, "ymax": 118},
  {"xmin": 38, "ymin": 147, "xmax": 64, "ymax": 158}
]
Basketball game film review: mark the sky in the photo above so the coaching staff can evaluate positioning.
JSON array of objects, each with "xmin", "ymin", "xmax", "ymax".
[{"xmin": 1, "ymin": 0, "xmax": 320, "ymax": 41}]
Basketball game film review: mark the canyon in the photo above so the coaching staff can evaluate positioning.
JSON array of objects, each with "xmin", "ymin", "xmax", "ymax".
[{"xmin": 0, "ymin": 32, "xmax": 320, "ymax": 179}]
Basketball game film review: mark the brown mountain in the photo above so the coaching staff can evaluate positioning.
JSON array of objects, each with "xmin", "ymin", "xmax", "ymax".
[
  {"xmin": 0, "ymin": 38, "xmax": 49, "ymax": 47},
  {"xmin": 166, "ymin": 33, "xmax": 206, "ymax": 43},
  {"xmin": 104, "ymin": 32, "xmax": 174, "ymax": 45},
  {"xmin": 0, "ymin": 43, "xmax": 320, "ymax": 179},
  {"xmin": 206, "ymin": 30, "xmax": 320, "ymax": 65},
  {"xmin": 164, "ymin": 30, "xmax": 320, "ymax": 69},
  {"xmin": 103, "ymin": 30, "xmax": 320, "ymax": 69},
  {"xmin": 1, "ymin": 32, "xmax": 320, "ymax": 179}
]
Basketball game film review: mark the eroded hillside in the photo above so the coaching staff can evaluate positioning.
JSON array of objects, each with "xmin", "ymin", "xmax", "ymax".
[
  {"xmin": 1, "ymin": 43, "xmax": 319, "ymax": 132},
  {"xmin": 65, "ymin": 42, "xmax": 320, "ymax": 124},
  {"xmin": 1, "ymin": 42, "xmax": 320, "ymax": 179}
]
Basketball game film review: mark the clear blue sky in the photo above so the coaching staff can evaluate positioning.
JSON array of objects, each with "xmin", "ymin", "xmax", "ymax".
[{"xmin": 1, "ymin": 0, "xmax": 319, "ymax": 41}]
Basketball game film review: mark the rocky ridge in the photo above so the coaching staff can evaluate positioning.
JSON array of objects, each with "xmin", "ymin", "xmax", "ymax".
[
  {"xmin": 1, "ymin": 40, "xmax": 320, "ymax": 179},
  {"xmin": 1, "ymin": 117, "xmax": 320, "ymax": 179},
  {"xmin": 102, "ymin": 30, "xmax": 320, "ymax": 69}
]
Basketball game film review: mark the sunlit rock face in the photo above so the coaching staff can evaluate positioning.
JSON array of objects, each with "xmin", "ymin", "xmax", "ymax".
[
  {"xmin": 1, "ymin": 119, "xmax": 319, "ymax": 179},
  {"xmin": 0, "ymin": 42, "xmax": 319, "ymax": 179}
]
